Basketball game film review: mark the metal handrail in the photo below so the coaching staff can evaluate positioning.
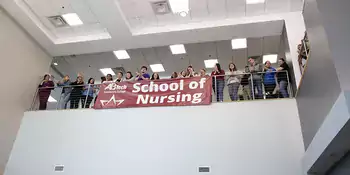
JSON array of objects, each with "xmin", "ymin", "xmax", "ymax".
[{"xmin": 32, "ymin": 70, "xmax": 292, "ymax": 111}]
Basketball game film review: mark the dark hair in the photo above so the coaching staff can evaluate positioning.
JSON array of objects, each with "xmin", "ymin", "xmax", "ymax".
[
  {"xmin": 201, "ymin": 69, "xmax": 206, "ymax": 72},
  {"xmin": 118, "ymin": 71, "xmax": 124, "ymax": 76},
  {"xmin": 215, "ymin": 63, "xmax": 222, "ymax": 71},
  {"xmin": 279, "ymin": 58, "xmax": 286, "ymax": 62},
  {"xmin": 126, "ymin": 71, "xmax": 133, "ymax": 79},
  {"xmin": 101, "ymin": 76, "xmax": 106, "ymax": 83},
  {"xmin": 106, "ymin": 74, "xmax": 113, "ymax": 81},
  {"xmin": 264, "ymin": 61, "xmax": 271, "ymax": 65},
  {"xmin": 88, "ymin": 78, "xmax": 95, "ymax": 84},
  {"xmin": 228, "ymin": 63, "xmax": 237, "ymax": 72},
  {"xmin": 141, "ymin": 66, "xmax": 148, "ymax": 71},
  {"xmin": 151, "ymin": 73, "xmax": 160, "ymax": 80},
  {"xmin": 43, "ymin": 74, "xmax": 50, "ymax": 80},
  {"xmin": 171, "ymin": 72, "xmax": 178, "ymax": 79}
]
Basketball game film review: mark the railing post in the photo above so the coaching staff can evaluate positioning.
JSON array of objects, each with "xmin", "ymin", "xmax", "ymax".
[
  {"xmin": 214, "ymin": 76, "xmax": 217, "ymax": 102},
  {"xmin": 261, "ymin": 72, "xmax": 266, "ymax": 100},
  {"xmin": 250, "ymin": 73, "xmax": 255, "ymax": 100},
  {"xmin": 286, "ymin": 71, "xmax": 292, "ymax": 98},
  {"xmin": 84, "ymin": 84, "xmax": 90, "ymax": 108}
]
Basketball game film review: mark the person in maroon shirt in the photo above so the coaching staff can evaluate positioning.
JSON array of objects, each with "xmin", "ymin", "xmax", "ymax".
[
  {"xmin": 38, "ymin": 74, "xmax": 55, "ymax": 110},
  {"xmin": 211, "ymin": 63, "xmax": 225, "ymax": 102}
]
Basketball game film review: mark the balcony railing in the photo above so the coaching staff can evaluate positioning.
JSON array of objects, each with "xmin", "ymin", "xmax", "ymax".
[{"xmin": 30, "ymin": 71, "xmax": 292, "ymax": 111}]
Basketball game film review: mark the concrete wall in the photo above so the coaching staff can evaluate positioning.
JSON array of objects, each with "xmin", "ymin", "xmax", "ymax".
[
  {"xmin": 298, "ymin": 0, "xmax": 342, "ymax": 149},
  {"xmin": 5, "ymin": 100, "xmax": 304, "ymax": 175},
  {"xmin": 299, "ymin": 0, "xmax": 350, "ymax": 174},
  {"xmin": 0, "ymin": 7, "xmax": 52, "ymax": 175}
]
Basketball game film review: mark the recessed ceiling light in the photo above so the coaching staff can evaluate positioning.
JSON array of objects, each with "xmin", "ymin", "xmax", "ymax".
[
  {"xmin": 113, "ymin": 50, "xmax": 130, "ymax": 59},
  {"xmin": 150, "ymin": 64, "xmax": 165, "ymax": 72},
  {"xmin": 170, "ymin": 44, "xmax": 186, "ymax": 54},
  {"xmin": 100, "ymin": 68, "xmax": 115, "ymax": 76},
  {"xmin": 263, "ymin": 54, "xmax": 278, "ymax": 63},
  {"xmin": 231, "ymin": 38, "xmax": 247, "ymax": 49},
  {"xmin": 53, "ymin": 62, "xmax": 58, "ymax": 66},
  {"xmin": 48, "ymin": 96, "xmax": 57, "ymax": 102},
  {"xmin": 62, "ymin": 13, "xmax": 83, "ymax": 26},
  {"xmin": 246, "ymin": 0, "xmax": 265, "ymax": 4},
  {"xmin": 204, "ymin": 59, "xmax": 218, "ymax": 68},
  {"xmin": 169, "ymin": 0, "xmax": 189, "ymax": 15}
]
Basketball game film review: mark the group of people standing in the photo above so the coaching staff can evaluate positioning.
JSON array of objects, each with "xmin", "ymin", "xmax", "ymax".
[
  {"xmin": 209, "ymin": 57, "xmax": 290, "ymax": 102},
  {"xmin": 37, "ymin": 57, "xmax": 290, "ymax": 110},
  {"xmin": 38, "ymin": 74, "xmax": 96, "ymax": 110}
]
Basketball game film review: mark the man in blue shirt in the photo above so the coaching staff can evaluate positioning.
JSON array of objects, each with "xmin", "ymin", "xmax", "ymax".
[
  {"xmin": 136, "ymin": 66, "xmax": 150, "ymax": 81},
  {"xmin": 263, "ymin": 61, "xmax": 277, "ymax": 99}
]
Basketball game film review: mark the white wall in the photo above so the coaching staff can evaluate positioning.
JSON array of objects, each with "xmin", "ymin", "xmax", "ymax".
[
  {"xmin": 0, "ymin": 7, "xmax": 52, "ymax": 175},
  {"xmin": 5, "ymin": 99, "xmax": 304, "ymax": 175},
  {"xmin": 284, "ymin": 12, "xmax": 306, "ymax": 88}
]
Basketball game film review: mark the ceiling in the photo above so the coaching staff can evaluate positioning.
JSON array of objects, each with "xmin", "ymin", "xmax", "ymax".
[
  {"xmin": 120, "ymin": 0, "xmax": 302, "ymax": 31},
  {"xmin": 53, "ymin": 35, "xmax": 283, "ymax": 80},
  {"xmin": 0, "ymin": 0, "xmax": 303, "ymax": 56}
]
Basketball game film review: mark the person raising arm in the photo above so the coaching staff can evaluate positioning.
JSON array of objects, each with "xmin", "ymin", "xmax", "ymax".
[{"xmin": 136, "ymin": 66, "xmax": 150, "ymax": 81}]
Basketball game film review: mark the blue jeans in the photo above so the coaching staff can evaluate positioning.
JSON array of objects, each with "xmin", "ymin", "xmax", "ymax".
[
  {"xmin": 213, "ymin": 79, "xmax": 225, "ymax": 102},
  {"xmin": 228, "ymin": 83, "xmax": 240, "ymax": 101},
  {"xmin": 249, "ymin": 79, "xmax": 263, "ymax": 99},
  {"xmin": 279, "ymin": 80, "xmax": 289, "ymax": 98},
  {"xmin": 60, "ymin": 93, "xmax": 70, "ymax": 109}
]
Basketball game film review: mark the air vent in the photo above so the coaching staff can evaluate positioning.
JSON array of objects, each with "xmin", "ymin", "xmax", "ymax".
[
  {"xmin": 54, "ymin": 165, "xmax": 64, "ymax": 172},
  {"xmin": 151, "ymin": 1, "xmax": 171, "ymax": 15},
  {"xmin": 48, "ymin": 16, "xmax": 68, "ymax": 28},
  {"xmin": 112, "ymin": 67, "xmax": 126, "ymax": 75},
  {"xmin": 198, "ymin": 166, "xmax": 210, "ymax": 173}
]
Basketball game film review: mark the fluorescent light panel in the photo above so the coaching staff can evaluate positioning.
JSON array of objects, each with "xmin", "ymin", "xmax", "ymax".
[
  {"xmin": 204, "ymin": 59, "xmax": 218, "ymax": 68},
  {"xmin": 150, "ymin": 64, "xmax": 165, "ymax": 72},
  {"xmin": 246, "ymin": 0, "xmax": 265, "ymax": 4},
  {"xmin": 113, "ymin": 50, "xmax": 130, "ymax": 59},
  {"xmin": 62, "ymin": 13, "xmax": 83, "ymax": 26},
  {"xmin": 48, "ymin": 96, "xmax": 57, "ymax": 102},
  {"xmin": 168, "ymin": 0, "xmax": 189, "ymax": 14},
  {"xmin": 231, "ymin": 38, "xmax": 247, "ymax": 49},
  {"xmin": 100, "ymin": 68, "xmax": 115, "ymax": 76},
  {"xmin": 263, "ymin": 54, "xmax": 278, "ymax": 63},
  {"xmin": 170, "ymin": 44, "xmax": 186, "ymax": 54},
  {"xmin": 53, "ymin": 62, "xmax": 58, "ymax": 66}
]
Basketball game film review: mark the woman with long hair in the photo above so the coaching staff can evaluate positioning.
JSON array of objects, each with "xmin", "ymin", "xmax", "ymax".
[
  {"xmin": 179, "ymin": 70, "xmax": 187, "ymax": 78},
  {"xmin": 69, "ymin": 76, "xmax": 84, "ymax": 109},
  {"xmin": 227, "ymin": 63, "xmax": 242, "ymax": 101},
  {"xmin": 38, "ymin": 74, "xmax": 54, "ymax": 110},
  {"xmin": 151, "ymin": 73, "xmax": 160, "ymax": 80},
  {"xmin": 186, "ymin": 65, "xmax": 195, "ymax": 78},
  {"xmin": 82, "ymin": 78, "xmax": 95, "ymax": 108},
  {"xmin": 211, "ymin": 63, "xmax": 225, "ymax": 102}
]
